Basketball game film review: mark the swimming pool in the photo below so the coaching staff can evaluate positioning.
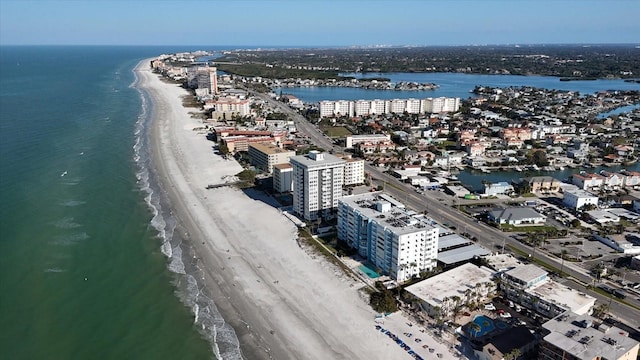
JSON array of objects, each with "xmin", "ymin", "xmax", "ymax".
[
  {"xmin": 469, "ymin": 315, "xmax": 495, "ymax": 338},
  {"xmin": 359, "ymin": 264, "xmax": 380, "ymax": 279}
]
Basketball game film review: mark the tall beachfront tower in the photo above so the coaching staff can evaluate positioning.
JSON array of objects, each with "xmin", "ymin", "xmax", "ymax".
[
  {"xmin": 337, "ymin": 192, "xmax": 439, "ymax": 282},
  {"xmin": 290, "ymin": 151, "xmax": 345, "ymax": 221}
]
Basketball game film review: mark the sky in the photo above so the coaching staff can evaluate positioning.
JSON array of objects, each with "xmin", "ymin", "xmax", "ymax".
[{"xmin": 1, "ymin": 0, "xmax": 638, "ymax": 47}]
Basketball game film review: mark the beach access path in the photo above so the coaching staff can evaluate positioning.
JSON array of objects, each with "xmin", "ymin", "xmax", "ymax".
[{"xmin": 136, "ymin": 60, "xmax": 412, "ymax": 360}]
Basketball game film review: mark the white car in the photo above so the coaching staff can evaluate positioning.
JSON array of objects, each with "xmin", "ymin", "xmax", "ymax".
[
  {"xmin": 499, "ymin": 312, "xmax": 512, "ymax": 318},
  {"xmin": 484, "ymin": 303, "xmax": 496, "ymax": 311},
  {"xmin": 515, "ymin": 304, "xmax": 522, "ymax": 312},
  {"xmin": 508, "ymin": 300, "xmax": 514, "ymax": 308}
]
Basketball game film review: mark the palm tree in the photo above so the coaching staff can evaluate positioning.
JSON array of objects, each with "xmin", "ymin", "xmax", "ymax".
[{"xmin": 559, "ymin": 249, "xmax": 568, "ymax": 275}]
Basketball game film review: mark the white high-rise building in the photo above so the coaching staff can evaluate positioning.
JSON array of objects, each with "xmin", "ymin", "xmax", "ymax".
[
  {"xmin": 319, "ymin": 100, "xmax": 354, "ymax": 118},
  {"xmin": 342, "ymin": 158, "xmax": 365, "ymax": 186},
  {"xmin": 423, "ymin": 97, "xmax": 460, "ymax": 113},
  {"xmin": 290, "ymin": 151, "xmax": 346, "ymax": 221},
  {"xmin": 337, "ymin": 192, "xmax": 439, "ymax": 282}
]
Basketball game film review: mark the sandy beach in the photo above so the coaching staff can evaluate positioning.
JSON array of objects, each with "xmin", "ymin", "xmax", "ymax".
[{"xmin": 135, "ymin": 60, "xmax": 411, "ymax": 360}]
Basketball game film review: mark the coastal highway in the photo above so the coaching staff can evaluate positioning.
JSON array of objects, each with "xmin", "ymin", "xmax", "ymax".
[{"xmin": 248, "ymin": 89, "xmax": 640, "ymax": 330}]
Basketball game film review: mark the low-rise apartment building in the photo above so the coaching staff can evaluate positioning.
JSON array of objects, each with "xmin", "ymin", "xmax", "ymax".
[{"xmin": 405, "ymin": 263, "xmax": 495, "ymax": 319}]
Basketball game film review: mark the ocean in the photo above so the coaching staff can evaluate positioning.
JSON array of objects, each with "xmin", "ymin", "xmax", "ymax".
[{"xmin": 0, "ymin": 46, "xmax": 218, "ymax": 359}]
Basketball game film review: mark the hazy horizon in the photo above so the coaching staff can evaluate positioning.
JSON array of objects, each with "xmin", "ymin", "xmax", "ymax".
[{"xmin": 1, "ymin": 0, "xmax": 638, "ymax": 47}]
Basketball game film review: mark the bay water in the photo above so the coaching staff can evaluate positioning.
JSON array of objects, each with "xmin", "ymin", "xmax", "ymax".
[{"xmin": 276, "ymin": 71, "xmax": 640, "ymax": 102}]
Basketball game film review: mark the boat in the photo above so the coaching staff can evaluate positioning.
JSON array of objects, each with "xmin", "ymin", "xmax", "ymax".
[{"xmin": 61, "ymin": 171, "xmax": 67, "ymax": 177}]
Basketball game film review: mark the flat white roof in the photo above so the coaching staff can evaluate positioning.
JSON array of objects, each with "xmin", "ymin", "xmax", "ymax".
[
  {"xmin": 483, "ymin": 253, "xmax": 524, "ymax": 272},
  {"xmin": 405, "ymin": 263, "xmax": 495, "ymax": 307},
  {"xmin": 504, "ymin": 264, "xmax": 548, "ymax": 283},
  {"xmin": 339, "ymin": 192, "xmax": 436, "ymax": 235},
  {"xmin": 437, "ymin": 234, "xmax": 473, "ymax": 251},
  {"xmin": 542, "ymin": 312, "xmax": 639, "ymax": 359},
  {"xmin": 528, "ymin": 280, "xmax": 596, "ymax": 314},
  {"xmin": 437, "ymin": 244, "xmax": 490, "ymax": 265}
]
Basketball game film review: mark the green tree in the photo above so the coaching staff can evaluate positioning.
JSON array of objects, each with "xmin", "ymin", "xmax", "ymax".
[
  {"xmin": 504, "ymin": 348, "xmax": 522, "ymax": 360},
  {"xmin": 369, "ymin": 290, "xmax": 398, "ymax": 313}
]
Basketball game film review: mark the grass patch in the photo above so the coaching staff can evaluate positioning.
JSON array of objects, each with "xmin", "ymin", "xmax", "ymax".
[
  {"xmin": 500, "ymin": 224, "xmax": 557, "ymax": 233},
  {"xmin": 321, "ymin": 126, "xmax": 352, "ymax": 138}
]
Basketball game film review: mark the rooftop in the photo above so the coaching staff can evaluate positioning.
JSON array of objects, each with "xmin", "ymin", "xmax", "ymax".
[
  {"xmin": 405, "ymin": 263, "xmax": 495, "ymax": 307},
  {"xmin": 289, "ymin": 151, "xmax": 346, "ymax": 168},
  {"xmin": 528, "ymin": 280, "xmax": 596, "ymax": 314},
  {"xmin": 249, "ymin": 143, "xmax": 295, "ymax": 155},
  {"xmin": 542, "ymin": 312, "xmax": 639, "ymax": 360},
  {"xmin": 504, "ymin": 264, "xmax": 548, "ymax": 283},
  {"xmin": 339, "ymin": 192, "xmax": 436, "ymax": 236},
  {"xmin": 488, "ymin": 207, "xmax": 546, "ymax": 221},
  {"xmin": 482, "ymin": 253, "xmax": 524, "ymax": 272},
  {"xmin": 437, "ymin": 245, "xmax": 491, "ymax": 265}
]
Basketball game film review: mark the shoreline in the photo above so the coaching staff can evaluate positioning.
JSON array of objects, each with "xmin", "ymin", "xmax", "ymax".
[{"xmin": 134, "ymin": 59, "xmax": 409, "ymax": 359}]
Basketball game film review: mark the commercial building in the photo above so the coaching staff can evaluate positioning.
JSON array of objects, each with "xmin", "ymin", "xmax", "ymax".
[
  {"xmin": 563, "ymin": 189, "xmax": 599, "ymax": 210},
  {"xmin": 248, "ymin": 143, "xmax": 295, "ymax": 174},
  {"xmin": 337, "ymin": 192, "xmax": 439, "ymax": 281},
  {"xmin": 539, "ymin": 312, "xmax": 639, "ymax": 360},
  {"xmin": 290, "ymin": 151, "xmax": 345, "ymax": 221},
  {"xmin": 272, "ymin": 163, "xmax": 293, "ymax": 193},
  {"xmin": 501, "ymin": 264, "xmax": 596, "ymax": 318},
  {"xmin": 487, "ymin": 207, "xmax": 547, "ymax": 226},
  {"xmin": 404, "ymin": 263, "xmax": 495, "ymax": 318}
]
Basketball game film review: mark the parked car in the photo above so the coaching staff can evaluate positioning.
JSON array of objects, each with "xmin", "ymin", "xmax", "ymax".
[
  {"xmin": 484, "ymin": 303, "xmax": 496, "ymax": 311},
  {"xmin": 508, "ymin": 300, "xmax": 514, "ymax": 308},
  {"xmin": 500, "ymin": 312, "xmax": 512, "ymax": 318},
  {"xmin": 514, "ymin": 304, "xmax": 522, "ymax": 312}
]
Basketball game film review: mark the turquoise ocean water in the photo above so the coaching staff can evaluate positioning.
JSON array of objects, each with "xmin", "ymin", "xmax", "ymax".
[{"xmin": 0, "ymin": 46, "xmax": 217, "ymax": 360}]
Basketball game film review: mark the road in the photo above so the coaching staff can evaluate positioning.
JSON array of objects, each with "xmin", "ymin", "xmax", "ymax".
[{"xmin": 249, "ymin": 89, "xmax": 640, "ymax": 330}]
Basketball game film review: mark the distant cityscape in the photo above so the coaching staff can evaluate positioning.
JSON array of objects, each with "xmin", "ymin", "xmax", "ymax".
[{"xmin": 152, "ymin": 51, "xmax": 640, "ymax": 360}]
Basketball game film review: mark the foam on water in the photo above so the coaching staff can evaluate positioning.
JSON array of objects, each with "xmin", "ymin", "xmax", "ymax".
[
  {"xmin": 53, "ymin": 217, "xmax": 82, "ymax": 229},
  {"xmin": 51, "ymin": 232, "xmax": 89, "ymax": 246},
  {"xmin": 131, "ymin": 69, "xmax": 242, "ymax": 360},
  {"xmin": 60, "ymin": 199, "xmax": 86, "ymax": 207}
]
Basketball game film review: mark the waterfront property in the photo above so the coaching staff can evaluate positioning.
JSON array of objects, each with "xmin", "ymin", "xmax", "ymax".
[
  {"xmin": 481, "ymin": 181, "xmax": 514, "ymax": 197},
  {"xmin": 337, "ymin": 192, "xmax": 439, "ymax": 281},
  {"xmin": 513, "ymin": 176, "xmax": 562, "ymax": 193},
  {"xmin": 539, "ymin": 312, "xmax": 639, "ymax": 360},
  {"xmin": 290, "ymin": 151, "xmax": 345, "ymax": 221},
  {"xmin": 404, "ymin": 263, "xmax": 495, "ymax": 319}
]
